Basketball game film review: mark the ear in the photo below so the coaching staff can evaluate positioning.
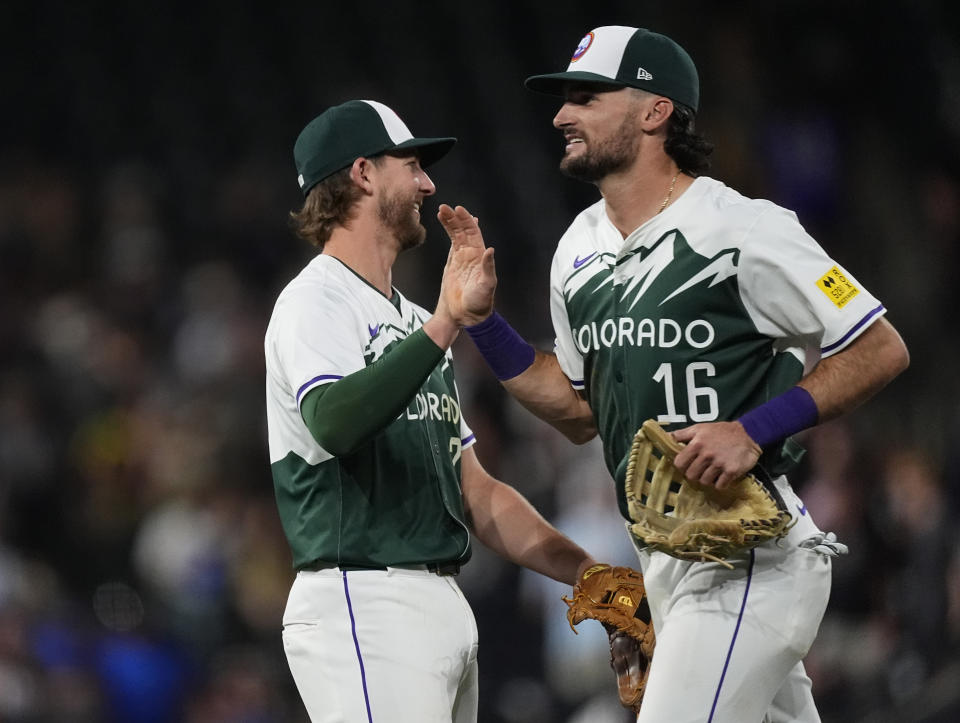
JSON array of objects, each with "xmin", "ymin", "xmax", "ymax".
[
  {"xmin": 642, "ymin": 97, "xmax": 674, "ymax": 132},
  {"xmin": 349, "ymin": 157, "xmax": 376, "ymax": 194}
]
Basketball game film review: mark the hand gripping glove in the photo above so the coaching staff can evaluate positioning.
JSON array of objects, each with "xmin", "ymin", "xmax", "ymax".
[
  {"xmin": 563, "ymin": 564, "xmax": 655, "ymax": 713},
  {"xmin": 625, "ymin": 419, "xmax": 793, "ymax": 568}
]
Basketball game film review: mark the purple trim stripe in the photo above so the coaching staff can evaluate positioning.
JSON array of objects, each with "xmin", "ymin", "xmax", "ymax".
[
  {"xmin": 708, "ymin": 549, "xmax": 755, "ymax": 722},
  {"xmin": 821, "ymin": 305, "xmax": 884, "ymax": 355},
  {"xmin": 296, "ymin": 374, "xmax": 342, "ymax": 403},
  {"xmin": 342, "ymin": 572, "xmax": 374, "ymax": 723},
  {"xmin": 462, "ymin": 433, "xmax": 476, "ymax": 446}
]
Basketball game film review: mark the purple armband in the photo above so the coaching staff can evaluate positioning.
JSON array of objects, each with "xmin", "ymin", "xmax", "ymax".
[
  {"xmin": 465, "ymin": 312, "xmax": 536, "ymax": 381},
  {"xmin": 737, "ymin": 386, "xmax": 819, "ymax": 448}
]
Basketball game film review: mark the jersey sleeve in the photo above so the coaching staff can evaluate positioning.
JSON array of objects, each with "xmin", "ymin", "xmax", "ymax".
[
  {"xmin": 267, "ymin": 282, "xmax": 367, "ymax": 409},
  {"xmin": 738, "ymin": 207, "xmax": 886, "ymax": 358},
  {"xmin": 550, "ymin": 252, "xmax": 586, "ymax": 389}
]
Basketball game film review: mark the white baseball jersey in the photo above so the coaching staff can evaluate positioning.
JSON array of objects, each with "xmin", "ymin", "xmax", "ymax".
[
  {"xmin": 265, "ymin": 254, "xmax": 476, "ymax": 569},
  {"xmin": 550, "ymin": 175, "xmax": 884, "ymax": 515}
]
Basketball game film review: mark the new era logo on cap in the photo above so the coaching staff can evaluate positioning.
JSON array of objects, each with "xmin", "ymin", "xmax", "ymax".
[{"xmin": 525, "ymin": 25, "xmax": 700, "ymax": 112}]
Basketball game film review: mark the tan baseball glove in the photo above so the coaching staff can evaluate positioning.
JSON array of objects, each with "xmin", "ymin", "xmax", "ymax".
[
  {"xmin": 625, "ymin": 419, "xmax": 793, "ymax": 568},
  {"xmin": 563, "ymin": 564, "xmax": 655, "ymax": 713}
]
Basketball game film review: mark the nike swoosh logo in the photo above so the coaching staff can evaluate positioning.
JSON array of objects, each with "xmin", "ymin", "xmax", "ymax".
[
  {"xmin": 368, "ymin": 323, "xmax": 380, "ymax": 338},
  {"xmin": 573, "ymin": 252, "xmax": 596, "ymax": 269},
  {"xmin": 797, "ymin": 504, "xmax": 807, "ymax": 516}
]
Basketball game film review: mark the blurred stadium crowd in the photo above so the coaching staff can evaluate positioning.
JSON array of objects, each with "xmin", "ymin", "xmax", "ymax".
[{"xmin": 2, "ymin": 2, "xmax": 960, "ymax": 721}]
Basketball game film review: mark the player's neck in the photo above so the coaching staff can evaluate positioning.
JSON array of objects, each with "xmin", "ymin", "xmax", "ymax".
[
  {"xmin": 323, "ymin": 221, "xmax": 397, "ymax": 298},
  {"xmin": 600, "ymin": 162, "xmax": 689, "ymax": 238}
]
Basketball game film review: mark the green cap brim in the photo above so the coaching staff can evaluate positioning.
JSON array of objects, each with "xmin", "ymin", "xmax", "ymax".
[
  {"xmin": 524, "ymin": 71, "xmax": 627, "ymax": 96},
  {"xmin": 393, "ymin": 136, "xmax": 457, "ymax": 168}
]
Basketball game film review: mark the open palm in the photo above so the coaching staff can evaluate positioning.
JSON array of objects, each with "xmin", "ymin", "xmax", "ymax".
[{"xmin": 438, "ymin": 204, "xmax": 497, "ymax": 326}]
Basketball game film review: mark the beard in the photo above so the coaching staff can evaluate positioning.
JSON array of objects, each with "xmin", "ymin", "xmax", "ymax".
[
  {"xmin": 559, "ymin": 110, "xmax": 640, "ymax": 183},
  {"xmin": 378, "ymin": 189, "xmax": 426, "ymax": 251}
]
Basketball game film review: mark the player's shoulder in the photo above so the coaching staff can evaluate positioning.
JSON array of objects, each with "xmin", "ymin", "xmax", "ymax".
[
  {"xmin": 266, "ymin": 255, "xmax": 354, "ymax": 336},
  {"xmin": 274, "ymin": 255, "xmax": 352, "ymax": 307},
  {"xmin": 693, "ymin": 177, "xmax": 790, "ymax": 220},
  {"xmin": 684, "ymin": 177, "xmax": 802, "ymax": 244}
]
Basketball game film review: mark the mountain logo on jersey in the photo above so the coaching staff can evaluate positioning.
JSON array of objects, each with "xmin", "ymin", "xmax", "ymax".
[
  {"xmin": 658, "ymin": 249, "xmax": 738, "ymax": 305},
  {"xmin": 363, "ymin": 313, "xmax": 452, "ymax": 374},
  {"xmin": 562, "ymin": 229, "xmax": 743, "ymax": 354},
  {"xmin": 363, "ymin": 320, "xmax": 416, "ymax": 365},
  {"xmin": 616, "ymin": 233, "xmax": 676, "ymax": 310},
  {"xmin": 563, "ymin": 230, "xmax": 740, "ymax": 310}
]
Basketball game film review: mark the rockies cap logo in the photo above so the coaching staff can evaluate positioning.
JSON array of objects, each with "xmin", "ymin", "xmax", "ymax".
[{"xmin": 571, "ymin": 32, "xmax": 595, "ymax": 62}]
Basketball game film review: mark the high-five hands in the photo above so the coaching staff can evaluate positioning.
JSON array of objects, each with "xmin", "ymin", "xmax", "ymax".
[{"xmin": 437, "ymin": 204, "xmax": 497, "ymax": 327}]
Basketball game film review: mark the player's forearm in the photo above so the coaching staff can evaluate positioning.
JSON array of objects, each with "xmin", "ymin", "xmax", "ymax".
[
  {"xmin": 798, "ymin": 317, "xmax": 909, "ymax": 421},
  {"xmin": 300, "ymin": 328, "xmax": 445, "ymax": 455},
  {"xmin": 502, "ymin": 351, "xmax": 597, "ymax": 443},
  {"xmin": 733, "ymin": 317, "xmax": 908, "ymax": 451},
  {"xmin": 423, "ymin": 305, "xmax": 460, "ymax": 350},
  {"xmin": 463, "ymin": 313, "xmax": 596, "ymax": 442},
  {"xmin": 464, "ymin": 470, "xmax": 594, "ymax": 585}
]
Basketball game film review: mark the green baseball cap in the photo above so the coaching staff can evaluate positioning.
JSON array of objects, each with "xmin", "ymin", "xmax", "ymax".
[
  {"xmin": 525, "ymin": 26, "xmax": 700, "ymax": 112},
  {"xmin": 293, "ymin": 100, "xmax": 457, "ymax": 196}
]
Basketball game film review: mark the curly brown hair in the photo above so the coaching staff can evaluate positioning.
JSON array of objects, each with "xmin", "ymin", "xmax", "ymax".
[
  {"xmin": 289, "ymin": 158, "xmax": 381, "ymax": 249},
  {"xmin": 664, "ymin": 103, "xmax": 713, "ymax": 176}
]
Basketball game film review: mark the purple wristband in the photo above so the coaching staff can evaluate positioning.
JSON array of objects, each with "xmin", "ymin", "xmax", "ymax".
[
  {"xmin": 465, "ymin": 312, "xmax": 536, "ymax": 381},
  {"xmin": 738, "ymin": 386, "xmax": 819, "ymax": 448}
]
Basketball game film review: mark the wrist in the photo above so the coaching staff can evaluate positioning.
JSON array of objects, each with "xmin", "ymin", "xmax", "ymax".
[
  {"xmin": 464, "ymin": 310, "xmax": 493, "ymax": 327},
  {"xmin": 575, "ymin": 558, "xmax": 603, "ymax": 583},
  {"xmin": 424, "ymin": 313, "xmax": 459, "ymax": 350},
  {"xmin": 737, "ymin": 386, "xmax": 819, "ymax": 448},
  {"xmin": 465, "ymin": 312, "xmax": 536, "ymax": 381}
]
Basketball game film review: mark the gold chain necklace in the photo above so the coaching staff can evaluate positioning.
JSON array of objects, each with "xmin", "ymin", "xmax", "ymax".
[{"xmin": 658, "ymin": 172, "xmax": 679, "ymax": 214}]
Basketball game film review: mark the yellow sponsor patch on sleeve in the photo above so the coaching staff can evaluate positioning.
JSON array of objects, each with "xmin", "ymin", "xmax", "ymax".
[{"xmin": 816, "ymin": 266, "xmax": 860, "ymax": 308}]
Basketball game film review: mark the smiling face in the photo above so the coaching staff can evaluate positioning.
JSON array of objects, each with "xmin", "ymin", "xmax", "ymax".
[
  {"xmin": 374, "ymin": 151, "xmax": 436, "ymax": 250},
  {"xmin": 553, "ymin": 83, "xmax": 646, "ymax": 183}
]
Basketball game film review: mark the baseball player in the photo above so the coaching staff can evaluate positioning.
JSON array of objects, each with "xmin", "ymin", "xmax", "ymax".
[
  {"xmin": 264, "ymin": 99, "xmax": 599, "ymax": 723},
  {"xmin": 437, "ymin": 26, "xmax": 909, "ymax": 722}
]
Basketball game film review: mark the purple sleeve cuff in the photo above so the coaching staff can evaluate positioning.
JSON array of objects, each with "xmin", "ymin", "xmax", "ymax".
[
  {"xmin": 465, "ymin": 312, "xmax": 536, "ymax": 381},
  {"xmin": 738, "ymin": 386, "xmax": 819, "ymax": 448}
]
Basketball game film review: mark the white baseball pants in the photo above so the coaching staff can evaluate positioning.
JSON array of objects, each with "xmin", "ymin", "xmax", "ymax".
[
  {"xmin": 282, "ymin": 566, "xmax": 479, "ymax": 722},
  {"xmin": 634, "ymin": 478, "xmax": 834, "ymax": 723}
]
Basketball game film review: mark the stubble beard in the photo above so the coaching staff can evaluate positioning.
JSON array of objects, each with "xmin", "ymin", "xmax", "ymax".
[
  {"xmin": 559, "ymin": 110, "xmax": 641, "ymax": 183},
  {"xmin": 378, "ymin": 190, "xmax": 426, "ymax": 252}
]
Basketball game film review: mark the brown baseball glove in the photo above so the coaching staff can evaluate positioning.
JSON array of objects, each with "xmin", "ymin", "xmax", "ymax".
[
  {"xmin": 563, "ymin": 563, "xmax": 655, "ymax": 713},
  {"xmin": 625, "ymin": 419, "xmax": 793, "ymax": 567}
]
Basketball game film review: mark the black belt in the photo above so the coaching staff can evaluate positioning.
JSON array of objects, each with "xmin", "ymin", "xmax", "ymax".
[
  {"xmin": 426, "ymin": 562, "xmax": 461, "ymax": 576},
  {"xmin": 303, "ymin": 561, "xmax": 461, "ymax": 576}
]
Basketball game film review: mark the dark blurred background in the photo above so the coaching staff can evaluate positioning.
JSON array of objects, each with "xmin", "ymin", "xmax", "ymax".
[{"xmin": 1, "ymin": 1, "xmax": 959, "ymax": 721}]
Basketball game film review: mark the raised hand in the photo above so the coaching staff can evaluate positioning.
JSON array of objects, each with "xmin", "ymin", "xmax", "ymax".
[{"xmin": 437, "ymin": 204, "xmax": 497, "ymax": 327}]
